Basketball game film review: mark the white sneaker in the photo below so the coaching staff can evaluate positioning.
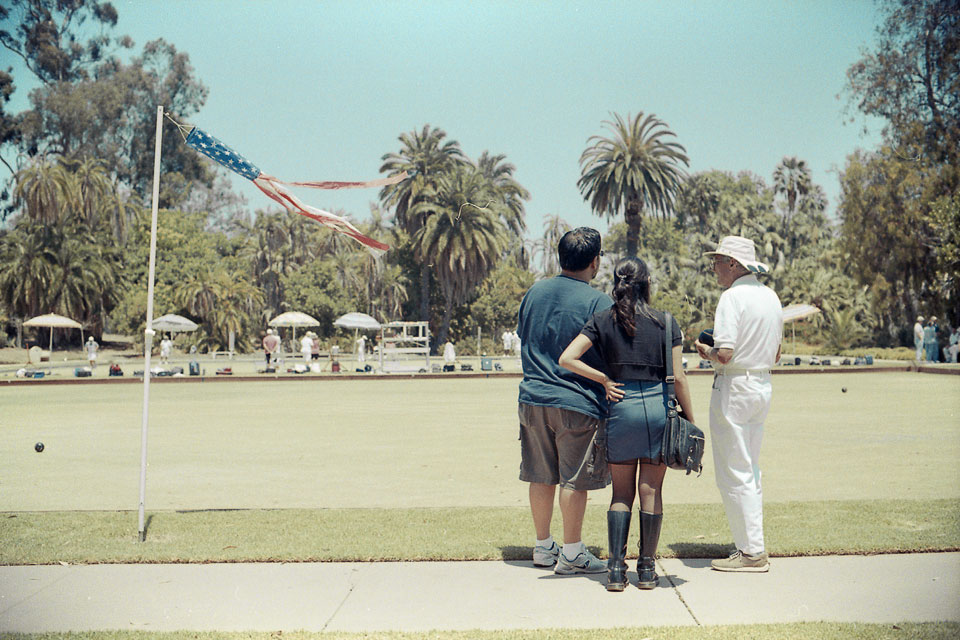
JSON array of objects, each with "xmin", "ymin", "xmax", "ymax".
[
  {"xmin": 554, "ymin": 548, "xmax": 607, "ymax": 574},
  {"xmin": 533, "ymin": 540, "xmax": 560, "ymax": 567}
]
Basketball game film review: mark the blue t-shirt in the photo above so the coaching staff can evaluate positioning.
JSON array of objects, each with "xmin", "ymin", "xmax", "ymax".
[{"xmin": 517, "ymin": 275, "xmax": 613, "ymax": 418}]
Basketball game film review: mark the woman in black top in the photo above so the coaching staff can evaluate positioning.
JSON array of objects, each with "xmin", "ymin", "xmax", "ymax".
[{"xmin": 560, "ymin": 257, "xmax": 696, "ymax": 591}]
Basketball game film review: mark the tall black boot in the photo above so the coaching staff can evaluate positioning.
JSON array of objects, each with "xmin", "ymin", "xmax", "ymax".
[
  {"xmin": 637, "ymin": 510, "xmax": 662, "ymax": 590},
  {"xmin": 606, "ymin": 510, "xmax": 631, "ymax": 591}
]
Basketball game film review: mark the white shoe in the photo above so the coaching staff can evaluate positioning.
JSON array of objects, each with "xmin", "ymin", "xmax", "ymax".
[
  {"xmin": 533, "ymin": 540, "xmax": 560, "ymax": 567},
  {"xmin": 555, "ymin": 548, "xmax": 607, "ymax": 574}
]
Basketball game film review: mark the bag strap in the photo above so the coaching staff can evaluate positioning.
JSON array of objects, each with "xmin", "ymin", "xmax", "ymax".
[{"xmin": 663, "ymin": 312, "xmax": 676, "ymax": 401}]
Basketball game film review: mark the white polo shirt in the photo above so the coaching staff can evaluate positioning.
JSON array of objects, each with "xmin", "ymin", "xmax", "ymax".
[{"xmin": 713, "ymin": 274, "xmax": 782, "ymax": 372}]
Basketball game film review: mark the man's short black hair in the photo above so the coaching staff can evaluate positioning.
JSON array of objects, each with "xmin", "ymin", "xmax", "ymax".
[{"xmin": 558, "ymin": 227, "xmax": 602, "ymax": 272}]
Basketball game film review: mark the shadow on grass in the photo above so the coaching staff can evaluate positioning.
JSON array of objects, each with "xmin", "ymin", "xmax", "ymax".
[
  {"xmin": 498, "ymin": 544, "xmax": 606, "ymax": 562},
  {"xmin": 140, "ymin": 513, "xmax": 154, "ymax": 540},
  {"xmin": 667, "ymin": 541, "xmax": 732, "ymax": 559}
]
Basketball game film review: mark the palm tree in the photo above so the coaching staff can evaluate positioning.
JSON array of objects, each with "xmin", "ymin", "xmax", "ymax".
[
  {"xmin": 0, "ymin": 223, "xmax": 57, "ymax": 318},
  {"xmin": 578, "ymin": 112, "xmax": 689, "ymax": 257},
  {"xmin": 380, "ymin": 125, "xmax": 467, "ymax": 321},
  {"xmin": 477, "ymin": 151, "xmax": 529, "ymax": 237},
  {"xmin": 173, "ymin": 269, "xmax": 264, "ymax": 350},
  {"xmin": 409, "ymin": 165, "xmax": 510, "ymax": 347},
  {"xmin": 536, "ymin": 214, "xmax": 571, "ymax": 275},
  {"xmin": 773, "ymin": 156, "xmax": 811, "ymax": 242},
  {"xmin": 65, "ymin": 156, "xmax": 127, "ymax": 241},
  {"xmin": 376, "ymin": 264, "xmax": 410, "ymax": 321},
  {"xmin": 13, "ymin": 156, "xmax": 74, "ymax": 224}
]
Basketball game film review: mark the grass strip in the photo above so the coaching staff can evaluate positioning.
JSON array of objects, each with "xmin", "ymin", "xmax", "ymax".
[
  {"xmin": 2, "ymin": 499, "xmax": 957, "ymax": 565},
  {"xmin": 2, "ymin": 622, "xmax": 958, "ymax": 639}
]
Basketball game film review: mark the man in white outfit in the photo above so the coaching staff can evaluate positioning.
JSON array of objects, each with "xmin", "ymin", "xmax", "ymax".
[
  {"xmin": 695, "ymin": 236, "xmax": 782, "ymax": 573},
  {"xmin": 356, "ymin": 334, "xmax": 367, "ymax": 364},
  {"xmin": 913, "ymin": 316, "xmax": 925, "ymax": 361}
]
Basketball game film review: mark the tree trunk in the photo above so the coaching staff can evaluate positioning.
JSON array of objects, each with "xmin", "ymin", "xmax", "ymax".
[
  {"xmin": 625, "ymin": 200, "xmax": 642, "ymax": 257},
  {"xmin": 418, "ymin": 263, "xmax": 431, "ymax": 322},
  {"xmin": 434, "ymin": 296, "xmax": 455, "ymax": 354}
]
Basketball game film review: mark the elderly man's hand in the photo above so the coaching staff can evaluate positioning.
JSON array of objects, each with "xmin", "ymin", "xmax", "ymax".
[{"xmin": 694, "ymin": 340, "xmax": 711, "ymax": 361}]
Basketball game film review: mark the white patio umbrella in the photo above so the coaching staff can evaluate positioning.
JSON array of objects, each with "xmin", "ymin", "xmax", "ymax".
[
  {"xmin": 268, "ymin": 311, "xmax": 320, "ymax": 344},
  {"xmin": 782, "ymin": 303, "xmax": 821, "ymax": 353},
  {"xmin": 333, "ymin": 312, "xmax": 381, "ymax": 331},
  {"xmin": 334, "ymin": 312, "xmax": 381, "ymax": 361},
  {"xmin": 152, "ymin": 314, "xmax": 199, "ymax": 333},
  {"xmin": 23, "ymin": 313, "xmax": 84, "ymax": 351}
]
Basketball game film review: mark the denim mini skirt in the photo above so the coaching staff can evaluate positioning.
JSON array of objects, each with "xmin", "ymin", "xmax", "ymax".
[{"xmin": 606, "ymin": 380, "xmax": 667, "ymax": 464}]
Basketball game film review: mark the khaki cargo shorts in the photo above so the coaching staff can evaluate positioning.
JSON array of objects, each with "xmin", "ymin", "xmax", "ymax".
[{"xmin": 518, "ymin": 403, "xmax": 610, "ymax": 491}]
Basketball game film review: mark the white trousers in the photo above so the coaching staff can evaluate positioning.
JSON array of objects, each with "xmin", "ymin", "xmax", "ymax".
[{"xmin": 709, "ymin": 372, "xmax": 772, "ymax": 555}]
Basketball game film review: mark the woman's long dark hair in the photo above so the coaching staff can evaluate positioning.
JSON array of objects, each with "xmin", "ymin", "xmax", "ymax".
[{"xmin": 612, "ymin": 257, "xmax": 661, "ymax": 336}]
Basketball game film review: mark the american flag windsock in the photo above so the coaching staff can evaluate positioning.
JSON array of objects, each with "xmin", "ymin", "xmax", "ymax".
[{"xmin": 184, "ymin": 127, "xmax": 406, "ymax": 252}]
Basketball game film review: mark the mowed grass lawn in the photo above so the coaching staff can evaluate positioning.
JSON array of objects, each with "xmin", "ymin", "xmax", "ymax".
[
  {"xmin": 1, "ymin": 372, "xmax": 959, "ymax": 564},
  {"xmin": 3, "ymin": 372, "xmax": 958, "ymax": 510}
]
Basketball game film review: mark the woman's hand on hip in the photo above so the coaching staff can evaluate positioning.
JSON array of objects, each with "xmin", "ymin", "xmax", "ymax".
[{"xmin": 603, "ymin": 377, "xmax": 624, "ymax": 402}]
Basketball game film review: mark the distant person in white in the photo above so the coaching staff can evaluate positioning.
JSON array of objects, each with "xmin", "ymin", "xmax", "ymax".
[
  {"xmin": 502, "ymin": 330, "xmax": 513, "ymax": 355},
  {"xmin": 913, "ymin": 316, "xmax": 925, "ymax": 361},
  {"xmin": 443, "ymin": 340, "xmax": 456, "ymax": 364},
  {"xmin": 85, "ymin": 336, "xmax": 99, "ymax": 368},
  {"xmin": 511, "ymin": 330, "xmax": 521, "ymax": 357},
  {"xmin": 356, "ymin": 334, "xmax": 367, "ymax": 364},
  {"xmin": 159, "ymin": 336, "xmax": 172, "ymax": 365},
  {"xmin": 300, "ymin": 333, "xmax": 314, "ymax": 363},
  {"xmin": 695, "ymin": 236, "xmax": 782, "ymax": 573}
]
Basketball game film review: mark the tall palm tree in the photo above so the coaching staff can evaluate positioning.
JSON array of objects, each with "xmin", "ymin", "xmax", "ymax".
[
  {"xmin": 379, "ymin": 125, "xmax": 467, "ymax": 321},
  {"xmin": 578, "ymin": 112, "xmax": 689, "ymax": 257},
  {"xmin": 65, "ymin": 156, "xmax": 127, "ymax": 241},
  {"xmin": 773, "ymin": 156, "xmax": 811, "ymax": 240},
  {"xmin": 13, "ymin": 156, "xmax": 74, "ymax": 224},
  {"xmin": 409, "ymin": 165, "xmax": 510, "ymax": 347},
  {"xmin": 536, "ymin": 214, "xmax": 571, "ymax": 275},
  {"xmin": 0, "ymin": 223, "xmax": 58, "ymax": 318},
  {"xmin": 477, "ymin": 151, "xmax": 529, "ymax": 237}
]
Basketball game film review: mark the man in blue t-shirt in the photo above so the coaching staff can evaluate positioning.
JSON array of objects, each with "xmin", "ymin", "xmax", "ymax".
[{"xmin": 517, "ymin": 227, "xmax": 613, "ymax": 575}]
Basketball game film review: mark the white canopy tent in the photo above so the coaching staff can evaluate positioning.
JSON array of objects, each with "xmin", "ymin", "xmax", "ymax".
[
  {"xmin": 333, "ymin": 312, "xmax": 381, "ymax": 331},
  {"xmin": 268, "ymin": 311, "xmax": 320, "ymax": 345},
  {"xmin": 23, "ymin": 313, "xmax": 84, "ymax": 351},
  {"xmin": 782, "ymin": 303, "xmax": 822, "ymax": 353},
  {"xmin": 151, "ymin": 314, "xmax": 199, "ymax": 333}
]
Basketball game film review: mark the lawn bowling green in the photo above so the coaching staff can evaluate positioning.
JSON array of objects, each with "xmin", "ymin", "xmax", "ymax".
[{"xmin": 1, "ymin": 372, "xmax": 958, "ymax": 512}]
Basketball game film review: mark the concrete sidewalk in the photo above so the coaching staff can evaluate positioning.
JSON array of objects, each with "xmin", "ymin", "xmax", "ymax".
[{"xmin": 1, "ymin": 553, "xmax": 958, "ymax": 633}]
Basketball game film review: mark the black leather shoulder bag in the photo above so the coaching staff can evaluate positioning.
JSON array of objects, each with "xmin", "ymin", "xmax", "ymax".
[{"xmin": 661, "ymin": 312, "xmax": 705, "ymax": 476}]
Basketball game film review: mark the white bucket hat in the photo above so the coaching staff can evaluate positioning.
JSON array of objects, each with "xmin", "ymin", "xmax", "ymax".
[{"xmin": 704, "ymin": 235, "xmax": 770, "ymax": 274}]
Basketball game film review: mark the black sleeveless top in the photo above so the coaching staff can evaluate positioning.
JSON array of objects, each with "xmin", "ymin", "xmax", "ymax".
[{"xmin": 580, "ymin": 307, "xmax": 682, "ymax": 382}]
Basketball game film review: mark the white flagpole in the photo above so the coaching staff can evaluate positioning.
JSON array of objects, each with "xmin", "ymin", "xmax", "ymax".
[{"xmin": 138, "ymin": 105, "xmax": 164, "ymax": 542}]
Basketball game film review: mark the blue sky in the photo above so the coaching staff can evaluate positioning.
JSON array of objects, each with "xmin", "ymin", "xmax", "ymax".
[{"xmin": 5, "ymin": 0, "xmax": 885, "ymax": 239}]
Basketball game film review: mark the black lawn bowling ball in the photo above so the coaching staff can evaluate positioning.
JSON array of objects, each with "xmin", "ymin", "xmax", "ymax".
[
  {"xmin": 841, "ymin": 387, "xmax": 848, "ymax": 393},
  {"xmin": 698, "ymin": 329, "xmax": 714, "ymax": 347},
  {"xmin": 34, "ymin": 442, "xmax": 44, "ymax": 452}
]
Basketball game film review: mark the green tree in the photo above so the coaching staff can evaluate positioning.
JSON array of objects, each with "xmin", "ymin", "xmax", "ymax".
[
  {"xmin": 379, "ymin": 125, "xmax": 467, "ymax": 322},
  {"xmin": 0, "ymin": 69, "xmax": 18, "ymax": 174},
  {"xmin": 842, "ymin": 0, "xmax": 960, "ymax": 331},
  {"xmin": 12, "ymin": 155, "xmax": 73, "ymax": 223},
  {"xmin": 476, "ymin": 151, "xmax": 529, "ymax": 236},
  {"xmin": 772, "ymin": 156, "xmax": 811, "ymax": 249},
  {"xmin": 533, "ymin": 214, "xmax": 571, "ymax": 276},
  {"xmin": 0, "ymin": 219, "xmax": 121, "ymax": 336},
  {"xmin": 18, "ymin": 39, "xmax": 210, "ymax": 202},
  {"xmin": 173, "ymin": 268, "xmax": 264, "ymax": 351},
  {"xmin": 0, "ymin": 0, "xmax": 131, "ymax": 85},
  {"xmin": 409, "ymin": 164, "xmax": 510, "ymax": 347},
  {"xmin": 838, "ymin": 148, "xmax": 941, "ymax": 340},
  {"xmin": 468, "ymin": 262, "xmax": 535, "ymax": 340},
  {"xmin": 578, "ymin": 112, "xmax": 689, "ymax": 257},
  {"xmin": 845, "ymin": 0, "xmax": 959, "ymax": 164},
  {"xmin": 281, "ymin": 260, "xmax": 356, "ymax": 339}
]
